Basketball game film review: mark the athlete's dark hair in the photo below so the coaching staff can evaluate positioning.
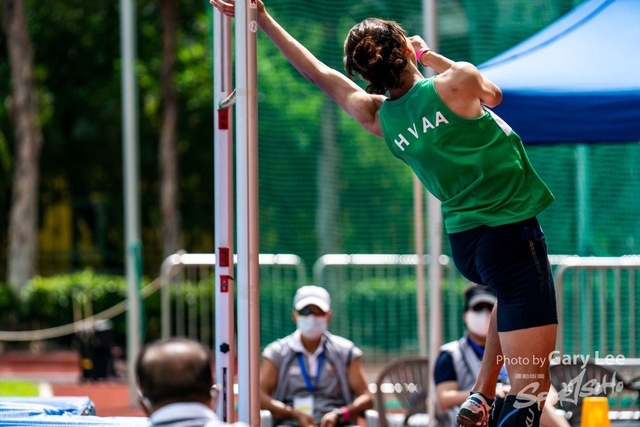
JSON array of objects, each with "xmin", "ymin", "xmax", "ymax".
[
  {"xmin": 136, "ymin": 337, "xmax": 212, "ymax": 406},
  {"xmin": 343, "ymin": 18, "xmax": 409, "ymax": 95}
]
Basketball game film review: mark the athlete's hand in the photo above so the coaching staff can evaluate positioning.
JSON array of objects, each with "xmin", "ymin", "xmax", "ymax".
[
  {"xmin": 408, "ymin": 35, "xmax": 430, "ymax": 55},
  {"xmin": 210, "ymin": 0, "xmax": 234, "ymax": 17},
  {"xmin": 210, "ymin": 0, "xmax": 265, "ymax": 17}
]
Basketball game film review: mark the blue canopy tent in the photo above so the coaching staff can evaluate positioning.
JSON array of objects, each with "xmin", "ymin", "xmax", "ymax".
[{"xmin": 478, "ymin": 0, "xmax": 640, "ymax": 144}]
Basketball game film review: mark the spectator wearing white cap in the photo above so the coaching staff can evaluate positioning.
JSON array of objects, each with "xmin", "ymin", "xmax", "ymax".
[{"xmin": 260, "ymin": 286, "xmax": 373, "ymax": 427}]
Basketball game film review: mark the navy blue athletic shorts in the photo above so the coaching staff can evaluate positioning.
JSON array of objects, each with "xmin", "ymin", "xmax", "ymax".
[{"xmin": 448, "ymin": 216, "xmax": 558, "ymax": 332}]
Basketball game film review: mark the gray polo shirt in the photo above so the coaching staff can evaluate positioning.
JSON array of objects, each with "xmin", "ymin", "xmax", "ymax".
[{"xmin": 263, "ymin": 330, "xmax": 363, "ymax": 425}]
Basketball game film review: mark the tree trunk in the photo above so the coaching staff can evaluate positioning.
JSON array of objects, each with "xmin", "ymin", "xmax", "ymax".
[
  {"xmin": 159, "ymin": 0, "xmax": 181, "ymax": 258},
  {"xmin": 2, "ymin": 0, "xmax": 43, "ymax": 289}
]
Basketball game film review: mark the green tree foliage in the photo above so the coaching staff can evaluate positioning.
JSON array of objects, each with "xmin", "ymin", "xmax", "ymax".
[{"xmin": 0, "ymin": 0, "xmax": 217, "ymax": 277}]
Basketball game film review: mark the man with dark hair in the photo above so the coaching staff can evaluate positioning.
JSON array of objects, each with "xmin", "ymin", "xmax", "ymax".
[{"xmin": 136, "ymin": 337, "xmax": 236, "ymax": 427}]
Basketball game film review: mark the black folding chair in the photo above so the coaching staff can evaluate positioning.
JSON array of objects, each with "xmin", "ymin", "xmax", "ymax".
[{"xmin": 374, "ymin": 357, "xmax": 430, "ymax": 427}]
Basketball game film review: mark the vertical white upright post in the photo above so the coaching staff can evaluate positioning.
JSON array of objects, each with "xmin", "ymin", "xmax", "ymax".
[
  {"xmin": 426, "ymin": 193, "xmax": 442, "ymax": 427},
  {"xmin": 120, "ymin": 0, "xmax": 142, "ymax": 407},
  {"xmin": 214, "ymin": 7, "xmax": 237, "ymax": 423},
  {"xmin": 422, "ymin": 0, "xmax": 441, "ymax": 425},
  {"xmin": 236, "ymin": 0, "xmax": 260, "ymax": 424},
  {"xmin": 413, "ymin": 178, "xmax": 428, "ymax": 358}
]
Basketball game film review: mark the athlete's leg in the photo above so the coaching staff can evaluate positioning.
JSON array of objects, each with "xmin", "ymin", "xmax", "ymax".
[
  {"xmin": 500, "ymin": 324, "xmax": 556, "ymax": 399},
  {"xmin": 493, "ymin": 218, "xmax": 558, "ymax": 427},
  {"xmin": 470, "ymin": 304, "xmax": 503, "ymax": 399},
  {"xmin": 457, "ymin": 217, "xmax": 558, "ymax": 427},
  {"xmin": 493, "ymin": 324, "xmax": 557, "ymax": 427},
  {"xmin": 457, "ymin": 305, "xmax": 505, "ymax": 426},
  {"xmin": 449, "ymin": 228, "xmax": 505, "ymax": 426}
]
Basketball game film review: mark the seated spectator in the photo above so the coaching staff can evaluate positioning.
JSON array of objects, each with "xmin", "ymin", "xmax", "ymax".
[
  {"xmin": 260, "ymin": 285, "xmax": 373, "ymax": 427},
  {"xmin": 434, "ymin": 284, "xmax": 569, "ymax": 427},
  {"xmin": 136, "ymin": 337, "xmax": 244, "ymax": 427}
]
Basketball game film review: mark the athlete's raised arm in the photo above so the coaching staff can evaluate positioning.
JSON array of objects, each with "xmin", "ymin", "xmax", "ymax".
[{"xmin": 211, "ymin": 0, "xmax": 385, "ymax": 137}]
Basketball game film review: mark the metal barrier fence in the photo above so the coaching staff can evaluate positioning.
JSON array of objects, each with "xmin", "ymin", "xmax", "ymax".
[
  {"xmin": 311, "ymin": 254, "xmax": 640, "ymax": 365},
  {"xmin": 1, "ymin": 253, "xmax": 638, "ymax": 366},
  {"xmin": 312, "ymin": 254, "xmax": 465, "ymax": 366},
  {"xmin": 554, "ymin": 255, "xmax": 640, "ymax": 358},
  {"xmin": 159, "ymin": 252, "xmax": 307, "ymax": 348}
]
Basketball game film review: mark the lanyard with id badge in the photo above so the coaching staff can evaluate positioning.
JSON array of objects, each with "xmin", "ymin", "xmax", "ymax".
[{"xmin": 293, "ymin": 352, "xmax": 325, "ymax": 416}]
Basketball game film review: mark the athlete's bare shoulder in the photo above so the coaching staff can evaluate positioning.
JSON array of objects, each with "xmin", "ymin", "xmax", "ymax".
[
  {"xmin": 346, "ymin": 91, "xmax": 386, "ymax": 137},
  {"xmin": 438, "ymin": 62, "xmax": 482, "ymax": 90},
  {"xmin": 434, "ymin": 61, "xmax": 501, "ymax": 117}
]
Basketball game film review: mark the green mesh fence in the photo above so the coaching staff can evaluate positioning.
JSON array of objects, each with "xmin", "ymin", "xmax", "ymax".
[{"xmin": 210, "ymin": 0, "xmax": 640, "ymax": 366}]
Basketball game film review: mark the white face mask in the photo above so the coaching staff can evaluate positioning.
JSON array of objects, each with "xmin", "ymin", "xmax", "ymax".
[
  {"xmin": 297, "ymin": 315, "xmax": 328, "ymax": 340},
  {"xmin": 465, "ymin": 310, "xmax": 491, "ymax": 337}
]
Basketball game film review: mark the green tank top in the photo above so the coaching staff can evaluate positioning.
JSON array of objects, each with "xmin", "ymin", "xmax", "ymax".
[{"xmin": 379, "ymin": 78, "xmax": 554, "ymax": 233}]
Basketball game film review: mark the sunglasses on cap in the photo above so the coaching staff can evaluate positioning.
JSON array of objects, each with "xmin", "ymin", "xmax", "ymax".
[
  {"xmin": 297, "ymin": 306, "xmax": 327, "ymax": 316},
  {"xmin": 470, "ymin": 303, "xmax": 494, "ymax": 312}
]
